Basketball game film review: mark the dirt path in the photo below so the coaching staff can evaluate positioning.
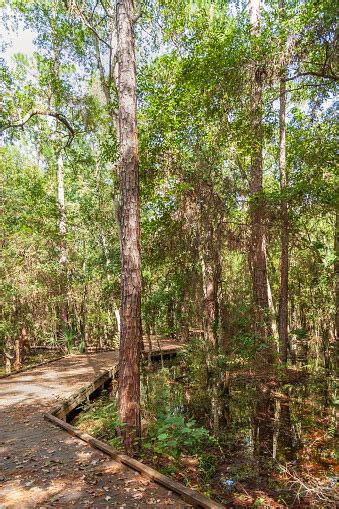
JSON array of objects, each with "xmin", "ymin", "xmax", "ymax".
[{"xmin": 0, "ymin": 352, "xmax": 187, "ymax": 508}]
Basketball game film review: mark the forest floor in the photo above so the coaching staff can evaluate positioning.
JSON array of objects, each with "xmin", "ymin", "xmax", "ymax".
[{"xmin": 0, "ymin": 351, "xmax": 189, "ymax": 509}]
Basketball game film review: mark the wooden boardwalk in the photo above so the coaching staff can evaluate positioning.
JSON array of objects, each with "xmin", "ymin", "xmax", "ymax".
[{"xmin": 0, "ymin": 345, "xmax": 191, "ymax": 508}]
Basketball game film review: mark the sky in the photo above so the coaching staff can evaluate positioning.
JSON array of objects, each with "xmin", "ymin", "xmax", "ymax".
[{"xmin": 1, "ymin": 21, "xmax": 36, "ymax": 66}]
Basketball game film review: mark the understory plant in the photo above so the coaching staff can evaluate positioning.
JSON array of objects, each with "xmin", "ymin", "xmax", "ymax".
[
  {"xmin": 76, "ymin": 393, "xmax": 123, "ymax": 450},
  {"xmin": 143, "ymin": 413, "xmax": 216, "ymax": 459}
]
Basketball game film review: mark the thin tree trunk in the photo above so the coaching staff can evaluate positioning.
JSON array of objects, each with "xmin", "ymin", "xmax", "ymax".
[
  {"xmin": 57, "ymin": 149, "xmax": 68, "ymax": 340},
  {"xmin": 200, "ymin": 220, "xmax": 221, "ymax": 351},
  {"xmin": 249, "ymin": 0, "xmax": 273, "ymax": 360},
  {"xmin": 219, "ymin": 293, "xmax": 232, "ymax": 354},
  {"xmin": 201, "ymin": 251, "xmax": 219, "ymax": 349},
  {"xmin": 116, "ymin": 0, "xmax": 142, "ymax": 453},
  {"xmin": 50, "ymin": 15, "xmax": 68, "ymax": 344},
  {"xmin": 146, "ymin": 323, "xmax": 152, "ymax": 366},
  {"xmin": 14, "ymin": 324, "xmax": 28, "ymax": 371},
  {"xmin": 5, "ymin": 353, "xmax": 12, "ymax": 374},
  {"xmin": 115, "ymin": 308, "xmax": 121, "ymax": 334},
  {"xmin": 278, "ymin": 0, "xmax": 289, "ymax": 365},
  {"xmin": 289, "ymin": 292, "xmax": 297, "ymax": 364},
  {"xmin": 100, "ymin": 231, "xmax": 121, "ymax": 336},
  {"xmin": 335, "ymin": 211, "xmax": 339, "ymax": 352},
  {"xmin": 267, "ymin": 274, "xmax": 279, "ymax": 342},
  {"xmin": 200, "ymin": 218, "xmax": 222, "ymax": 378},
  {"xmin": 14, "ymin": 339, "xmax": 22, "ymax": 371},
  {"xmin": 272, "ymin": 398, "xmax": 280, "ymax": 460},
  {"xmin": 166, "ymin": 298, "xmax": 175, "ymax": 338}
]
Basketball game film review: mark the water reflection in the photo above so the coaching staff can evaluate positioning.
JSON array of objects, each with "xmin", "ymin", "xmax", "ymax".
[
  {"xmin": 253, "ymin": 385, "xmax": 275, "ymax": 478},
  {"xmin": 142, "ymin": 362, "xmax": 337, "ymax": 504}
]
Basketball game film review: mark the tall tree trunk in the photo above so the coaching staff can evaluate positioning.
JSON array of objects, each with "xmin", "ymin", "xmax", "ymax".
[
  {"xmin": 289, "ymin": 292, "xmax": 297, "ymax": 364},
  {"xmin": 57, "ymin": 149, "xmax": 68, "ymax": 341},
  {"xmin": 201, "ymin": 252, "xmax": 220, "ymax": 349},
  {"xmin": 116, "ymin": 0, "xmax": 142, "ymax": 453},
  {"xmin": 278, "ymin": 0, "xmax": 289, "ymax": 365},
  {"xmin": 335, "ymin": 211, "xmax": 339, "ymax": 352},
  {"xmin": 249, "ymin": 0, "xmax": 273, "ymax": 360},
  {"xmin": 50, "ymin": 11, "xmax": 69, "ymax": 344}
]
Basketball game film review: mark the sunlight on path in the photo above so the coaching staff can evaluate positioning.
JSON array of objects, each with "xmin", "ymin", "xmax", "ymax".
[{"xmin": 0, "ymin": 352, "xmax": 187, "ymax": 508}]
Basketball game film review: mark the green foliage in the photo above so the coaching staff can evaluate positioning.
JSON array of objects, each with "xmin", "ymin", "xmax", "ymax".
[
  {"xmin": 253, "ymin": 497, "xmax": 265, "ymax": 507},
  {"xmin": 198, "ymin": 453, "xmax": 218, "ymax": 481},
  {"xmin": 0, "ymin": 0, "xmax": 337, "ymax": 374},
  {"xmin": 76, "ymin": 394, "xmax": 123, "ymax": 450},
  {"xmin": 63, "ymin": 327, "xmax": 77, "ymax": 353},
  {"xmin": 144, "ymin": 413, "xmax": 215, "ymax": 458}
]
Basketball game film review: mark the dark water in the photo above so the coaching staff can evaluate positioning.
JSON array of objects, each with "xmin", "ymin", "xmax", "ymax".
[{"xmin": 141, "ymin": 362, "xmax": 338, "ymax": 506}]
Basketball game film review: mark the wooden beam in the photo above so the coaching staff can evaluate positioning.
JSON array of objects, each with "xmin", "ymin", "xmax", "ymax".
[
  {"xmin": 43, "ymin": 343, "xmax": 224, "ymax": 507},
  {"xmin": 50, "ymin": 367, "xmax": 117, "ymax": 418},
  {"xmin": 49, "ymin": 344, "xmax": 181, "ymax": 418},
  {"xmin": 44, "ymin": 347, "xmax": 224, "ymax": 508},
  {"xmin": 44, "ymin": 412, "xmax": 225, "ymax": 508}
]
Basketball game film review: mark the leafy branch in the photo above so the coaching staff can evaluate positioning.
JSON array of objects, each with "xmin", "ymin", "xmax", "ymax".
[{"xmin": 1, "ymin": 109, "xmax": 75, "ymax": 145}]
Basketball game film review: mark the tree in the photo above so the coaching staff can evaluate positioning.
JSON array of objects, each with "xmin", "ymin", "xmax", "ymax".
[
  {"xmin": 248, "ymin": 0, "xmax": 274, "ymax": 361},
  {"xmin": 1, "ymin": 0, "xmax": 337, "ymax": 393},
  {"xmin": 116, "ymin": 0, "xmax": 142, "ymax": 452},
  {"xmin": 278, "ymin": 0, "xmax": 288, "ymax": 365}
]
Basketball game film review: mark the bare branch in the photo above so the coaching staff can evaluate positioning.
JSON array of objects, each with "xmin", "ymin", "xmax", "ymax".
[
  {"xmin": 91, "ymin": 0, "xmax": 99, "ymax": 17},
  {"xmin": 99, "ymin": 0, "xmax": 115, "ymax": 20},
  {"xmin": 93, "ymin": 35, "xmax": 111, "ymax": 105},
  {"xmin": 72, "ymin": 1, "xmax": 112, "ymax": 49},
  {"xmin": 271, "ymin": 81, "xmax": 329, "ymax": 102},
  {"xmin": 285, "ymin": 70, "xmax": 339, "ymax": 82},
  {"xmin": 1, "ymin": 109, "xmax": 75, "ymax": 145}
]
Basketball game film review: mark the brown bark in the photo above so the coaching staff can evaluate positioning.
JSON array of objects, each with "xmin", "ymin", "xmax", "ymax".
[
  {"xmin": 249, "ymin": 0, "xmax": 273, "ymax": 359},
  {"xmin": 201, "ymin": 228, "xmax": 221, "ymax": 350},
  {"xmin": 14, "ymin": 339, "xmax": 22, "ymax": 371},
  {"xmin": 14, "ymin": 326, "xmax": 28, "ymax": 370},
  {"xmin": 116, "ymin": 0, "xmax": 142, "ymax": 453},
  {"xmin": 334, "ymin": 212, "xmax": 339, "ymax": 358},
  {"xmin": 278, "ymin": 0, "xmax": 289, "ymax": 365},
  {"xmin": 146, "ymin": 323, "xmax": 152, "ymax": 366},
  {"xmin": 166, "ymin": 298, "xmax": 175, "ymax": 338},
  {"xmin": 289, "ymin": 293, "xmax": 297, "ymax": 364}
]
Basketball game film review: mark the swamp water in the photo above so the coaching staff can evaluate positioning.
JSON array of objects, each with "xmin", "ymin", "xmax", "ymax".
[
  {"xmin": 140, "ymin": 360, "xmax": 338, "ymax": 507},
  {"xmin": 73, "ymin": 357, "xmax": 338, "ymax": 507}
]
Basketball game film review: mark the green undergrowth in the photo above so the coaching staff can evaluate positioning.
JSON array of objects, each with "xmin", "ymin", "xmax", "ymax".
[
  {"xmin": 142, "ymin": 413, "xmax": 216, "ymax": 458},
  {"xmin": 74, "ymin": 391, "xmax": 124, "ymax": 451},
  {"xmin": 72, "ymin": 340, "xmax": 337, "ymax": 507},
  {"xmin": 72, "ymin": 385, "xmax": 220, "ymax": 497},
  {"xmin": 139, "ymin": 412, "xmax": 219, "ymax": 493}
]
